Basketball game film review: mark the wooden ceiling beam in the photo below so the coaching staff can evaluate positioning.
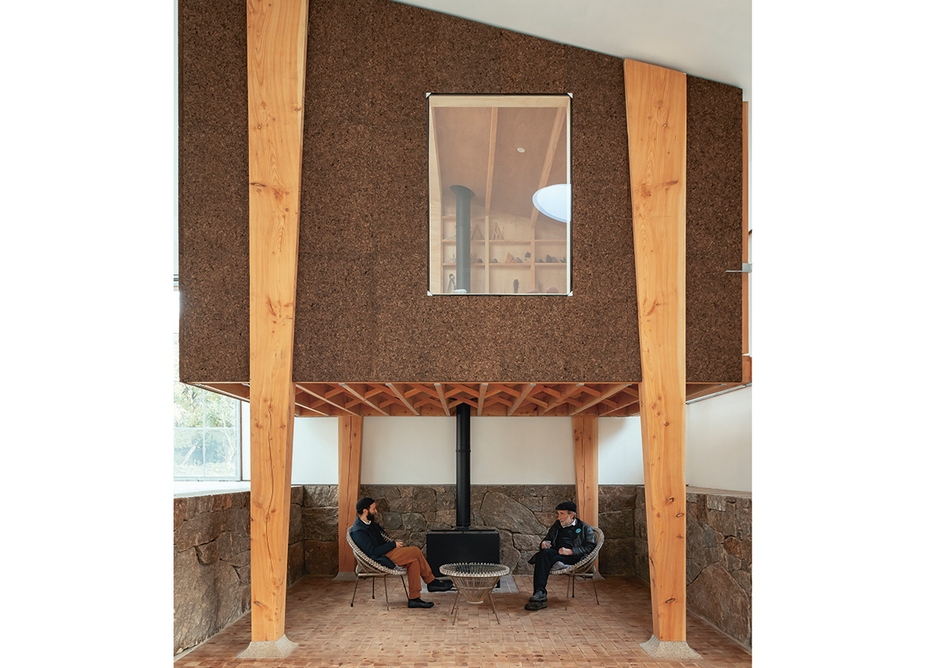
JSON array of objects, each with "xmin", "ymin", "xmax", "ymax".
[
  {"xmin": 386, "ymin": 383, "xmax": 420, "ymax": 416},
  {"xmin": 508, "ymin": 383, "xmax": 538, "ymax": 416},
  {"xmin": 434, "ymin": 383, "xmax": 451, "ymax": 416},
  {"xmin": 296, "ymin": 383, "xmax": 360, "ymax": 416},
  {"xmin": 476, "ymin": 383, "xmax": 489, "ymax": 415},
  {"xmin": 197, "ymin": 382, "xmax": 250, "ymax": 401},
  {"xmin": 540, "ymin": 383, "xmax": 584, "ymax": 415},
  {"xmin": 528, "ymin": 105, "xmax": 567, "ymax": 227},
  {"xmin": 339, "ymin": 383, "xmax": 389, "ymax": 416},
  {"xmin": 569, "ymin": 383, "xmax": 628, "ymax": 416},
  {"xmin": 485, "ymin": 108, "xmax": 498, "ymax": 215}
]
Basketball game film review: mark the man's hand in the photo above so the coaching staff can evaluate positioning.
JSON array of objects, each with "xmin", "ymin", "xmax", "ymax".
[
  {"xmin": 395, "ymin": 541, "xmax": 404, "ymax": 548},
  {"xmin": 541, "ymin": 540, "xmax": 552, "ymax": 549},
  {"xmin": 558, "ymin": 547, "xmax": 573, "ymax": 556}
]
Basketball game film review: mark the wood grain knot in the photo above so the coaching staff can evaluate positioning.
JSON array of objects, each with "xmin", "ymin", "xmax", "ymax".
[{"xmin": 665, "ymin": 597, "xmax": 675, "ymax": 604}]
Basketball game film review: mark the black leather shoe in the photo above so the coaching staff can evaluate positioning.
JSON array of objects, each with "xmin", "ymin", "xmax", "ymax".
[
  {"xmin": 528, "ymin": 590, "xmax": 547, "ymax": 603},
  {"xmin": 427, "ymin": 579, "xmax": 453, "ymax": 592},
  {"xmin": 408, "ymin": 598, "xmax": 435, "ymax": 608},
  {"xmin": 525, "ymin": 600, "xmax": 548, "ymax": 611}
]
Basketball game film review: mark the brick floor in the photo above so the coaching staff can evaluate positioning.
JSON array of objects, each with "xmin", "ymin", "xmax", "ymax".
[{"xmin": 174, "ymin": 575, "xmax": 751, "ymax": 667}]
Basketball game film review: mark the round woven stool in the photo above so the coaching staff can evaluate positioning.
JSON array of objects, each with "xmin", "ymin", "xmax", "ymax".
[{"xmin": 439, "ymin": 562, "xmax": 510, "ymax": 625}]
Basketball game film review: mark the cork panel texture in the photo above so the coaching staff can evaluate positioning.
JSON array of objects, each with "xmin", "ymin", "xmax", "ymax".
[{"xmin": 179, "ymin": 0, "xmax": 742, "ymax": 384}]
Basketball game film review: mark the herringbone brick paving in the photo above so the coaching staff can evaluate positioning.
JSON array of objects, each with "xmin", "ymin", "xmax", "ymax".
[{"xmin": 174, "ymin": 575, "xmax": 751, "ymax": 667}]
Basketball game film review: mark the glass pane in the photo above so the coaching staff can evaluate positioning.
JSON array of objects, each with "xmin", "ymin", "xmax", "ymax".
[
  {"xmin": 174, "ymin": 429, "xmax": 204, "ymax": 478},
  {"xmin": 202, "ymin": 392, "xmax": 237, "ymax": 428},
  {"xmin": 174, "ymin": 382, "xmax": 204, "ymax": 428},
  {"xmin": 429, "ymin": 95, "xmax": 571, "ymax": 295},
  {"xmin": 203, "ymin": 429, "xmax": 238, "ymax": 478}
]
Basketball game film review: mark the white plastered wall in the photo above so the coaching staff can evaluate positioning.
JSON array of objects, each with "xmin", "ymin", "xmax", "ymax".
[{"xmin": 268, "ymin": 387, "xmax": 751, "ymax": 493}]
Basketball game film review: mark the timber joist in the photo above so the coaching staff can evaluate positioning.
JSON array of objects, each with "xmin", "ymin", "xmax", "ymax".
[{"xmin": 197, "ymin": 361, "xmax": 751, "ymax": 418}]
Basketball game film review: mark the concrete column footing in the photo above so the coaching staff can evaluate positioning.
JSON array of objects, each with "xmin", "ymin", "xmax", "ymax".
[
  {"xmin": 236, "ymin": 635, "xmax": 298, "ymax": 659},
  {"xmin": 333, "ymin": 571, "xmax": 358, "ymax": 581},
  {"xmin": 639, "ymin": 635, "xmax": 701, "ymax": 659}
]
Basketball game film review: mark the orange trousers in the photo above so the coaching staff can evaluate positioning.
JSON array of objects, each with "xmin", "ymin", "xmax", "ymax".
[{"xmin": 387, "ymin": 546, "xmax": 436, "ymax": 599}]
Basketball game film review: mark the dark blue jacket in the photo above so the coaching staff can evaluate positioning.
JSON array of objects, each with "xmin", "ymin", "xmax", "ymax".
[
  {"xmin": 349, "ymin": 517, "xmax": 397, "ymax": 568},
  {"xmin": 528, "ymin": 518, "xmax": 596, "ymax": 563}
]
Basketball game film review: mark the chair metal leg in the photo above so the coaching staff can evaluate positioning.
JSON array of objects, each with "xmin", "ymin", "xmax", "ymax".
[
  {"xmin": 450, "ymin": 590, "xmax": 461, "ymax": 625},
  {"xmin": 488, "ymin": 592, "xmax": 500, "ymax": 624},
  {"xmin": 372, "ymin": 577, "xmax": 376, "ymax": 599},
  {"xmin": 351, "ymin": 577, "xmax": 360, "ymax": 607},
  {"xmin": 401, "ymin": 575, "xmax": 408, "ymax": 600},
  {"xmin": 383, "ymin": 576, "xmax": 390, "ymax": 612},
  {"xmin": 593, "ymin": 575, "xmax": 599, "ymax": 605}
]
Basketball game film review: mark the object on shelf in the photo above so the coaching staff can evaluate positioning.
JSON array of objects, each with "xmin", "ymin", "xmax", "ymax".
[
  {"xmin": 506, "ymin": 252, "xmax": 514, "ymax": 264},
  {"xmin": 491, "ymin": 258, "xmax": 498, "ymax": 263},
  {"xmin": 446, "ymin": 253, "xmax": 456, "ymax": 264},
  {"xmin": 513, "ymin": 279, "xmax": 519, "ymax": 294},
  {"xmin": 476, "ymin": 258, "xmax": 483, "ymax": 263},
  {"xmin": 471, "ymin": 225, "xmax": 484, "ymax": 240},
  {"xmin": 546, "ymin": 254, "xmax": 555, "ymax": 263},
  {"xmin": 546, "ymin": 286, "xmax": 559, "ymax": 293},
  {"xmin": 537, "ymin": 258, "xmax": 544, "ymax": 263},
  {"xmin": 447, "ymin": 273, "xmax": 456, "ymax": 293},
  {"xmin": 491, "ymin": 221, "xmax": 504, "ymax": 240},
  {"xmin": 515, "ymin": 257, "xmax": 523, "ymax": 264},
  {"xmin": 524, "ymin": 252, "xmax": 531, "ymax": 263}
]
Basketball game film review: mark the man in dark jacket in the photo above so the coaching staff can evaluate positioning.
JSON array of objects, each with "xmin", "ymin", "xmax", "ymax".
[
  {"xmin": 349, "ymin": 497, "xmax": 453, "ymax": 608},
  {"xmin": 525, "ymin": 501, "xmax": 596, "ymax": 611}
]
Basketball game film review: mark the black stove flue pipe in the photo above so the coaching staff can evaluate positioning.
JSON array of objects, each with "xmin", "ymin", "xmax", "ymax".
[
  {"xmin": 451, "ymin": 185, "xmax": 474, "ymax": 294},
  {"xmin": 456, "ymin": 403, "xmax": 471, "ymax": 528}
]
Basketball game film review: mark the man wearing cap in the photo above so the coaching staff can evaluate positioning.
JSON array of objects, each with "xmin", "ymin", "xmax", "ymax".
[
  {"xmin": 524, "ymin": 501, "xmax": 596, "ymax": 611},
  {"xmin": 349, "ymin": 497, "xmax": 453, "ymax": 608}
]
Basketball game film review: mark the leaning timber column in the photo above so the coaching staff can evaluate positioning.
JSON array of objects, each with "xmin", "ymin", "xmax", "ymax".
[
  {"xmin": 241, "ymin": 0, "xmax": 309, "ymax": 659},
  {"xmin": 624, "ymin": 59, "xmax": 699, "ymax": 660}
]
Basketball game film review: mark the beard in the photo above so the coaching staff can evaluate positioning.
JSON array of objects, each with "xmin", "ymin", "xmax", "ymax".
[{"xmin": 367, "ymin": 511, "xmax": 377, "ymax": 522}]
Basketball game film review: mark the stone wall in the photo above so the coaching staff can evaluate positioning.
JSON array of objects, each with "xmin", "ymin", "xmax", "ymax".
[
  {"xmin": 635, "ymin": 488, "xmax": 753, "ymax": 647},
  {"xmin": 175, "ymin": 484, "xmax": 751, "ymax": 653},
  {"xmin": 173, "ymin": 487, "xmax": 305, "ymax": 655}
]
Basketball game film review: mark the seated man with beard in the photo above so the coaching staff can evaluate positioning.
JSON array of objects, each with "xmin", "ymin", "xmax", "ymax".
[
  {"xmin": 524, "ymin": 501, "xmax": 596, "ymax": 611},
  {"xmin": 349, "ymin": 497, "xmax": 453, "ymax": 608}
]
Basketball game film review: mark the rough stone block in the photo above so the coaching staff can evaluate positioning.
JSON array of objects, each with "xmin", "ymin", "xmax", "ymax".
[
  {"xmin": 196, "ymin": 541, "xmax": 220, "ymax": 565},
  {"xmin": 400, "ymin": 512, "xmax": 427, "ymax": 534},
  {"xmin": 287, "ymin": 541, "xmax": 304, "ymax": 584},
  {"xmin": 230, "ymin": 491, "xmax": 250, "ymax": 509},
  {"xmin": 381, "ymin": 511, "xmax": 403, "ymax": 530},
  {"xmin": 227, "ymin": 508, "xmax": 250, "ymax": 535},
  {"xmin": 174, "ymin": 498, "xmax": 186, "ymax": 530},
  {"xmin": 302, "ymin": 507, "xmax": 339, "ymax": 542},
  {"xmin": 174, "ymin": 547, "xmax": 243, "ymax": 654},
  {"xmin": 175, "ymin": 511, "xmax": 226, "ymax": 551},
  {"xmin": 481, "ymin": 491, "xmax": 546, "ymax": 535},
  {"xmin": 599, "ymin": 510, "xmax": 633, "ymax": 539},
  {"xmin": 303, "ymin": 540, "xmax": 339, "ymax": 576},
  {"xmin": 599, "ymin": 485, "xmax": 638, "ymax": 512},
  {"xmin": 706, "ymin": 495, "xmax": 727, "ymax": 512},
  {"xmin": 513, "ymin": 533, "xmax": 545, "ymax": 552},
  {"xmin": 290, "ymin": 485, "xmax": 304, "ymax": 505},
  {"xmin": 184, "ymin": 495, "xmax": 212, "ymax": 520},
  {"xmin": 724, "ymin": 536, "xmax": 752, "ymax": 565},
  {"xmin": 687, "ymin": 564, "xmax": 750, "ymax": 646},
  {"xmin": 499, "ymin": 529, "xmax": 520, "ymax": 571},
  {"xmin": 600, "ymin": 538, "xmax": 635, "ymax": 576},
  {"xmin": 411, "ymin": 487, "xmax": 436, "ymax": 515},
  {"xmin": 289, "ymin": 504, "xmax": 303, "ymax": 543},
  {"xmin": 211, "ymin": 493, "xmax": 233, "ymax": 511},
  {"xmin": 303, "ymin": 485, "xmax": 338, "ymax": 508}
]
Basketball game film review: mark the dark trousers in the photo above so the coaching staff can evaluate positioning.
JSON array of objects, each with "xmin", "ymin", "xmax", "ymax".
[{"xmin": 532, "ymin": 548, "xmax": 567, "ymax": 593}]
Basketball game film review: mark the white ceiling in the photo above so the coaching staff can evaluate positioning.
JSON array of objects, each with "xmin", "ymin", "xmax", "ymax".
[{"xmin": 394, "ymin": 0, "xmax": 751, "ymax": 101}]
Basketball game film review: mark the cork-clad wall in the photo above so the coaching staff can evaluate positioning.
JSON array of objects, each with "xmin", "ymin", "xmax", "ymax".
[{"xmin": 179, "ymin": 0, "xmax": 743, "ymax": 384}]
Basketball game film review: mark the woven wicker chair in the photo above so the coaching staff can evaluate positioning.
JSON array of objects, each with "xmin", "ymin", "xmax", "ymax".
[
  {"xmin": 346, "ymin": 527, "xmax": 408, "ymax": 612},
  {"xmin": 549, "ymin": 527, "xmax": 605, "ymax": 609}
]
